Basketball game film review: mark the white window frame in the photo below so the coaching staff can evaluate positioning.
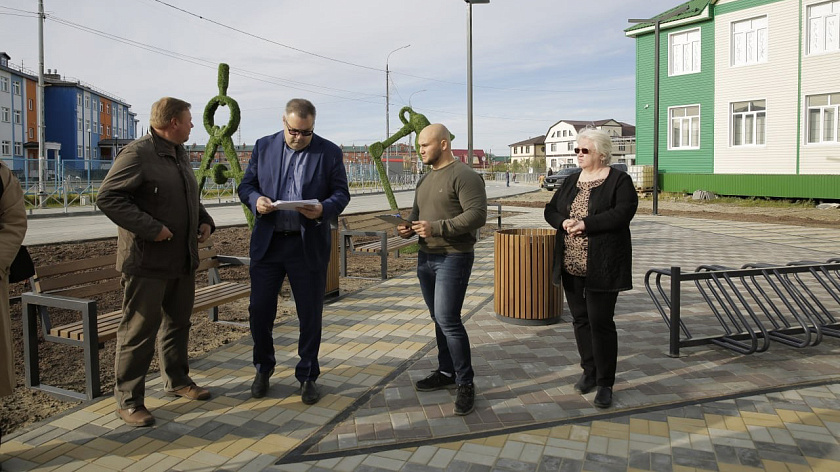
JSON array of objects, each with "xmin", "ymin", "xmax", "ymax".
[
  {"xmin": 0, "ymin": 77, "xmax": 8, "ymax": 92},
  {"xmin": 0, "ymin": 107, "xmax": 9, "ymax": 123},
  {"xmin": 77, "ymin": 145, "xmax": 82, "ymax": 157},
  {"xmin": 669, "ymin": 28, "xmax": 701, "ymax": 76},
  {"xmin": 668, "ymin": 105, "xmax": 701, "ymax": 150},
  {"xmin": 732, "ymin": 16, "xmax": 768, "ymax": 66},
  {"xmin": 13, "ymin": 141, "xmax": 22, "ymax": 155},
  {"xmin": 28, "ymin": 99, "xmax": 33, "ymax": 110},
  {"xmin": 84, "ymin": 96, "xmax": 90, "ymax": 108},
  {"xmin": 28, "ymin": 127, "xmax": 34, "ymax": 139},
  {"xmin": 77, "ymin": 94, "xmax": 82, "ymax": 106},
  {"xmin": 731, "ymin": 99, "xmax": 767, "ymax": 146},
  {"xmin": 807, "ymin": 0, "xmax": 840, "ymax": 56},
  {"xmin": 806, "ymin": 92, "xmax": 840, "ymax": 144},
  {"xmin": 11, "ymin": 81, "xmax": 20, "ymax": 95},
  {"xmin": 1, "ymin": 141, "xmax": 10, "ymax": 156},
  {"xmin": 13, "ymin": 110, "xmax": 21, "ymax": 124}
]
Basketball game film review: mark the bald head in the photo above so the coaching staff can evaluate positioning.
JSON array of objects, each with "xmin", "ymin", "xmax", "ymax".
[{"xmin": 418, "ymin": 123, "xmax": 455, "ymax": 169}]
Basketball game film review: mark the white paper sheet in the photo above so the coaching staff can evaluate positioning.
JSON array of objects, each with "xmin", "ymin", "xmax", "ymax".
[{"xmin": 271, "ymin": 199, "xmax": 319, "ymax": 210}]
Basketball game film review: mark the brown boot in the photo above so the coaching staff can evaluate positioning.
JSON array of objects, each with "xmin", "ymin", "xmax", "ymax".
[
  {"xmin": 116, "ymin": 406, "xmax": 155, "ymax": 427},
  {"xmin": 165, "ymin": 383, "xmax": 211, "ymax": 401}
]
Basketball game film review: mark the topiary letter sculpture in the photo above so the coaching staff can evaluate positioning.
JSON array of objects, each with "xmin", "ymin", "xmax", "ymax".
[
  {"xmin": 369, "ymin": 106, "xmax": 452, "ymax": 212},
  {"xmin": 196, "ymin": 63, "xmax": 255, "ymax": 229}
]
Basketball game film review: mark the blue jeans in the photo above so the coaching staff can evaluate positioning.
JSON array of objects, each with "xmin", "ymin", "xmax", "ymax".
[{"xmin": 417, "ymin": 251, "xmax": 475, "ymax": 385}]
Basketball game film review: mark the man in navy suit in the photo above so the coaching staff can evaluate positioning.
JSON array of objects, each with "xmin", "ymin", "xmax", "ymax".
[{"xmin": 238, "ymin": 98, "xmax": 350, "ymax": 404}]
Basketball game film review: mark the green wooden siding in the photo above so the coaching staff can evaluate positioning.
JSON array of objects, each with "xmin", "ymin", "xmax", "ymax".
[
  {"xmin": 635, "ymin": 19, "xmax": 715, "ymax": 174},
  {"xmin": 660, "ymin": 173, "xmax": 840, "ymax": 199}
]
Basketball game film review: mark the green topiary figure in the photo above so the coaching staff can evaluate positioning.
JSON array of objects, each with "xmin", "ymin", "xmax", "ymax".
[
  {"xmin": 196, "ymin": 63, "xmax": 255, "ymax": 228},
  {"xmin": 369, "ymin": 106, "xmax": 452, "ymax": 212}
]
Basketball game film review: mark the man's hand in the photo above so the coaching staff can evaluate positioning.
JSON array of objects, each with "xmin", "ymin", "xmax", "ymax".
[
  {"xmin": 256, "ymin": 196, "xmax": 276, "ymax": 215},
  {"xmin": 410, "ymin": 220, "xmax": 432, "ymax": 238},
  {"xmin": 297, "ymin": 202, "xmax": 323, "ymax": 220},
  {"xmin": 397, "ymin": 224, "xmax": 415, "ymax": 239},
  {"xmin": 155, "ymin": 225, "xmax": 174, "ymax": 242},
  {"xmin": 197, "ymin": 223, "xmax": 212, "ymax": 243}
]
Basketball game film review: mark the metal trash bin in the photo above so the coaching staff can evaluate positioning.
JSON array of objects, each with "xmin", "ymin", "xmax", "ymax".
[{"xmin": 494, "ymin": 228, "xmax": 563, "ymax": 325}]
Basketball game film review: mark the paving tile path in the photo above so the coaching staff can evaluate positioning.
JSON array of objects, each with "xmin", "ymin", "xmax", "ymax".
[{"xmin": 2, "ymin": 207, "xmax": 840, "ymax": 471}]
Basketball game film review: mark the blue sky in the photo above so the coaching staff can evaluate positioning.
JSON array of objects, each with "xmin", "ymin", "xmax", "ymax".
[{"xmin": 0, "ymin": 0, "xmax": 679, "ymax": 156}]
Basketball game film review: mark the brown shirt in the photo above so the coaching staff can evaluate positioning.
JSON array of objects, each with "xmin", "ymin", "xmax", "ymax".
[{"xmin": 564, "ymin": 178, "xmax": 605, "ymax": 276}]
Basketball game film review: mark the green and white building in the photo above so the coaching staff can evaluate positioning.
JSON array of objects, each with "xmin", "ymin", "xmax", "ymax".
[{"xmin": 626, "ymin": 0, "xmax": 840, "ymax": 199}]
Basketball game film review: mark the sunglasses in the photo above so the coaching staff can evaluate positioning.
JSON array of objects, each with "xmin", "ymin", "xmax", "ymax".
[
  {"xmin": 284, "ymin": 119, "xmax": 314, "ymax": 137},
  {"xmin": 574, "ymin": 147, "xmax": 591, "ymax": 154}
]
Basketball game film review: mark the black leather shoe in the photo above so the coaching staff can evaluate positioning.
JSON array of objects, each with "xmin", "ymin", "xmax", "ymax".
[
  {"xmin": 593, "ymin": 386, "xmax": 613, "ymax": 408},
  {"xmin": 251, "ymin": 369, "xmax": 273, "ymax": 399},
  {"xmin": 301, "ymin": 380, "xmax": 321, "ymax": 405},
  {"xmin": 574, "ymin": 374, "xmax": 596, "ymax": 394},
  {"xmin": 454, "ymin": 383, "xmax": 476, "ymax": 416}
]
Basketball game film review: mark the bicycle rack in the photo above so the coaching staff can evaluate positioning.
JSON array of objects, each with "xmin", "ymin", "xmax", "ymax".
[{"xmin": 645, "ymin": 258, "xmax": 840, "ymax": 356}]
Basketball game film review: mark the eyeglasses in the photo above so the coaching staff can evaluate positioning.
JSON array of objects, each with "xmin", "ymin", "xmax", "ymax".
[
  {"xmin": 284, "ymin": 119, "xmax": 314, "ymax": 137},
  {"xmin": 573, "ymin": 148, "xmax": 591, "ymax": 154}
]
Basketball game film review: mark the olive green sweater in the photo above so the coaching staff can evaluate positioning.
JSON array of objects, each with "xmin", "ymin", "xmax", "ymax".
[{"xmin": 409, "ymin": 160, "xmax": 487, "ymax": 254}]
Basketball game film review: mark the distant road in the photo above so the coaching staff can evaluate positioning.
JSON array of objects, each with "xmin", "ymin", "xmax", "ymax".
[{"xmin": 24, "ymin": 183, "xmax": 537, "ymax": 246}]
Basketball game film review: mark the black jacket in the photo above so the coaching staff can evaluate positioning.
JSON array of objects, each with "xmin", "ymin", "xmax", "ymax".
[{"xmin": 544, "ymin": 168, "xmax": 638, "ymax": 292}]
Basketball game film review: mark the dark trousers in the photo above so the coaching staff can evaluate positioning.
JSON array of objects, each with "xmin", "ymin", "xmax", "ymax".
[
  {"xmin": 249, "ymin": 233, "xmax": 326, "ymax": 383},
  {"xmin": 115, "ymin": 273, "xmax": 195, "ymax": 409},
  {"xmin": 561, "ymin": 271, "xmax": 618, "ymax": 388},
  {"xmin": 417, "ymin": 251, "xmax": 475, "ymax": 385}
]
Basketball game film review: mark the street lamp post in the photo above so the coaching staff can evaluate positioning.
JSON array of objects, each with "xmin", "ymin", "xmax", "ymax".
[
  {"xmin": 465, "ymin": 0, "xmax": 490, "ymax": 166},
  {"xmin": 385, "ymin": 44, "xmax": 410, "ymax": 166},
  {"xmin": 629, "ymin": 5, "xmax": 689, "ymax": 216}
]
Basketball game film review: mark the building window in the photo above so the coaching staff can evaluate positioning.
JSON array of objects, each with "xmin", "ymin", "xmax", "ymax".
[
  {"xmin": 28, "ymin": 99, "xmax": 33, "ymax": 111},
  {"xmin": 13, "ymin": 110, "xmax": 21, "ymax": 124},
  {"xmin": 100, "ymin": 124, "xmax": 104, "ymax": 134},
  {"xmin": 77, "ymin": 94, "xmax": 82, "ymax": 106},
  {"xmin": 0, "ymin": 77, "xmax": 8, "ymax": 92},
  {"xmin": 732, "ymin": 17, "xmax": 767, "ymax": 66},
  {"xmin": 807, "ymin": 93, "xmax": 840, "ymax": 143},
  {"xmin": 525, "ymin": 146, "xmax": 530, "ymax": 153},
  {"xmin": 77, "ymin": 118, "xmax": 82, "ymax": 131},
  {"xmin": 550, "ymin": 143, "xmax": 557, "ymax": 152},
  {"xmin": 99, "ymin": 102, "xmax": 103, "ymax": 112},
  {"xmin": 85, "ymin": 119, "xmax": 90, "ymax": 132},
  {"xmin": 732, "ymin": 100, "xmax": 766, "ymax": 146},
  {"xmin": 107, "ymin": 125, "xmax": 111, "ymax": 136},
  {"xmin": 93, "ymin": 148, "xmax": 98, "ymax": 159},
  {"xmin": 77, "ymin": 145, "xmax": 82, "ymax": 157},
  {"xmin": 106, "ymin": 104, "xmax": 110, "ymax": 114},
  {"xmin": 13, "ymin": 141, "xmax": 22, "ymax": 155},
  {"xmin": 86, "ymin": 146, "xmax": 90, "ymax": 159},
  {"xmin": 669, "ymin": 28, "xmax": 701, "ymax": 76},
  {"xmin": 28, "ymin": 127, "xmax": 34, "ymax": 139},
  {"xmin": 669, "ymin": 105, "xmax": 701, "ymax": 149},
  {"xmin": 1, "ymin": 141, "xmax": 10, "ymax": 156},
  {"xmin": 0, "ymin": 107, "xmax": 9, "ymax": 122},
  {"xmin": 567, "ymin": 142, "xmax": 574, "ymax": 151},
  {"xmin": 84, "ymin": 96, "xmax": 90, "ymax": 108},
  {"xmin": 808, "ymin": 1, "xmax": 840, "ymax": 55},
  {"xmin": 12, "ymin": 82, "xmax": 20, "ymax": 95}
]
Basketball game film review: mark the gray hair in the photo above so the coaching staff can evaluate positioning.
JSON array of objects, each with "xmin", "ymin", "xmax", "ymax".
[
  {"xmin": 285, "ymin": 98, "xmax": 316, "ymax": 119},
  {"xmin": 577, "ymin": 128, "xmax": 613, "ymax": 165}
]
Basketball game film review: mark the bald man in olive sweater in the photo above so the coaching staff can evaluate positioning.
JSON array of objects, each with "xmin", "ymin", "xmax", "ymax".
[{"xmin": 398, "ymin": 123, "xmax": 486, "ymax": 416}]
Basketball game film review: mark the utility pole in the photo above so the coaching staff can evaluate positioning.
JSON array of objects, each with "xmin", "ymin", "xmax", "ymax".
[{"xmin": 37, "ymin": 0, "xmax": 46, "ymax": 207}]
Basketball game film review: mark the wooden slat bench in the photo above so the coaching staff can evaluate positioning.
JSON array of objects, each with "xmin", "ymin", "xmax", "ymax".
[
  {"xmin": 339, "ymin": 213, "xmax": 418, "ymax": 280},
  {"xmin": 21, "ymin": 239, "xmax": 250, "ymax": 401},
  {"xmin": 339, "ymin": 204, "xmax": 504, "ymax": 280}
]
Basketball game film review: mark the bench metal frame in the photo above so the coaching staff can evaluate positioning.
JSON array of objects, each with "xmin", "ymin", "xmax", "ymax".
[
  {"xmin": 21, "ymin": 249, "xmax": 252, "ymax": 401},
  {"xmin": 339, "ymin": 203, "xmax": 502, "ymax": 280}
]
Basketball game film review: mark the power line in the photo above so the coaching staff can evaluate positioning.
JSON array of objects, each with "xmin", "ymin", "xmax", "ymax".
[{"xmin": 46, "ymin": 14, "xmax": 385, "ymax": 104}]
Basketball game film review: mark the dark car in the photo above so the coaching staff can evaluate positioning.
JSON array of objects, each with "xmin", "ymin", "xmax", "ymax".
[
  {"xmin": 543, "ymin": 163, "xmax": 628, "ymax": 191},
  {"xmin": 543, "ymin": 167, "xmax": 581, "ymax": 191}
]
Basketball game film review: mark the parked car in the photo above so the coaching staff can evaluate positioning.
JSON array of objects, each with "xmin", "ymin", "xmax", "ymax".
[
  {"xmin": 542, "ymin": 163, "xmax": 628, "ymax": 191},
  {"xmin": 543, "ymin": 167, "xmax": 581, "ymax": 191}
]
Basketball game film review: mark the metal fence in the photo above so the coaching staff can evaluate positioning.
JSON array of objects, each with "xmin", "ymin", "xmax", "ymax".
[{"xmin": 7, "ymin": 157, "xmax": 434, "ymax": 212}]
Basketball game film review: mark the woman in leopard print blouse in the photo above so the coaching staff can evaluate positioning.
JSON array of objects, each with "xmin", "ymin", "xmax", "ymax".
[{"xmin": 544, "ymin": 128, "xmax": 638, "ymax": 409}]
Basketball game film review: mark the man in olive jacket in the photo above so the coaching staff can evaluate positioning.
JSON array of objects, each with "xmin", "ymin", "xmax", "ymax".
[{"xmin": 98, "ymin": 97, "xmax": 215, "ymax": 427}]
